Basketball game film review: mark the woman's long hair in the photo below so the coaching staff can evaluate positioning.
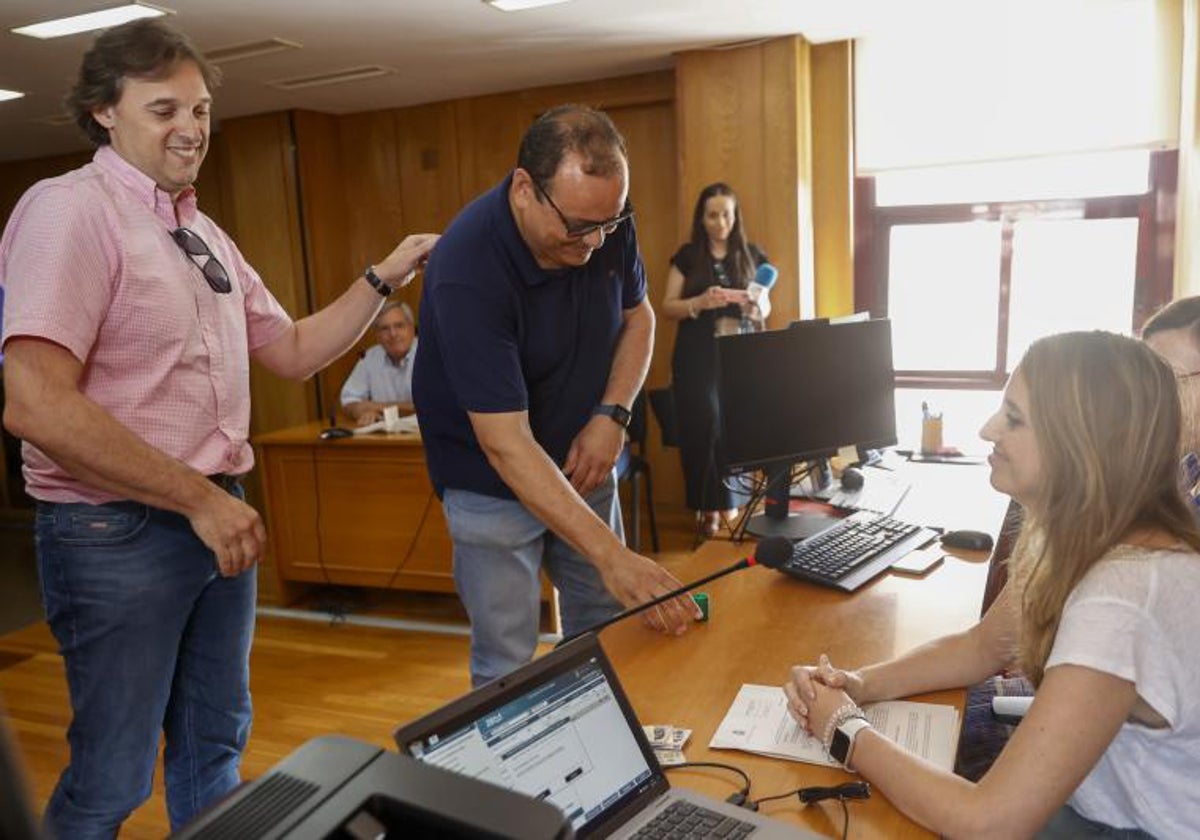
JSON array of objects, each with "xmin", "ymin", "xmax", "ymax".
[
  {"xmin": 1011, "ymin": 331, "xmax": 1200, "ymax": 684},
  {"xmin": 684, "ymin": 182, "xmax": 755, "ymax": 294}
]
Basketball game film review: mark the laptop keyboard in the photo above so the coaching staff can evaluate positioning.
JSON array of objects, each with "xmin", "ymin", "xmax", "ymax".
[
  {"xmin": 632, "ymin": 800, "xmax": 757, "ymax": 838},
  {"xmin": 781, "ymin": 510, "xmax": 936, "ymax": 592}
]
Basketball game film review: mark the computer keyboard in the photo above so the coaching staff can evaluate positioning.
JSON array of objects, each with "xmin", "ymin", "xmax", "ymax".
[
  {"xmin": 632, "ymin": 800, "xmax": 757, "ymax": 839},
  {"xmin": 780, "ymin": 510, "xmax": 938, "ymax": 592}
]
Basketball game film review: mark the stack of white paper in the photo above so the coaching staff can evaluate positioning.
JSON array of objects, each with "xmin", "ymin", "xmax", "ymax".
[{"xmin": 709, "ymin": 684, "xmax": 960, "ymax": 771}]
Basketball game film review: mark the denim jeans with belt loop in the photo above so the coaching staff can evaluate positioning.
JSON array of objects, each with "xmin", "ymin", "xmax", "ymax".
[
  {"xmin": 34, "ymin": 479, "xmax": 255, "ymax": 839},
  {"xmin": 444, "ymin": 472, "xmax": 625, "ymax": 688}
]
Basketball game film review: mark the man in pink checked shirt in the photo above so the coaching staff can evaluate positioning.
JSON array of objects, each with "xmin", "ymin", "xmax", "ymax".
[{"xmin": 0, "ymin": 19, "xmax": 436, "ymax": 839}]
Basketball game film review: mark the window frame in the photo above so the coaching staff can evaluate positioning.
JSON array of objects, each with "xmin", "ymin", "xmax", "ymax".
[{"xmin": 854, "ymin": 149, "xmax": 1178, "ymax": 390}]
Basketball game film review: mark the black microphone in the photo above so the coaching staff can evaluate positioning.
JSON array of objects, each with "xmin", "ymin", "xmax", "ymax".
[{"xmin": 556, "ymin": 536, "xmax": 794, "ymax": 647}]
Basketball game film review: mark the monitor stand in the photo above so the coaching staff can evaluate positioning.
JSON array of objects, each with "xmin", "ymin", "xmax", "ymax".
[
  {"xmin": 745, "ymin": 460, "xmax": 837, "ymax": 541},
  {"xmin": 745, "ymin": 510, "xmax": 837, "ymax": 541}
]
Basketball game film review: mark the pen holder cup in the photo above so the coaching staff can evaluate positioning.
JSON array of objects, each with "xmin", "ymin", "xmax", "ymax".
[{"xmin": 921, "ymin": 416, "xmax": 944, "ymax": 456}]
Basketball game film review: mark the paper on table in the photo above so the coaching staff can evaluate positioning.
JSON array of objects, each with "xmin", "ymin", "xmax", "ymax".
[
  {"xmin": 709, "ymin": 684, "xmax": 960, "ymax": 771},
  {"xmin": 353, "ymin": 413, "xmax": 420, "ymax": 435}
]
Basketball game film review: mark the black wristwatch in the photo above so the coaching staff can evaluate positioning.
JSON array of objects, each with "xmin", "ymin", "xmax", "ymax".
[
  {"xmin": 363, "ymin": 265, "xmax": 394, "ymax": 297},
  {"xmin": 593, "ymin": 403, "xmax": 632, "ymax": 429},
  {"xmin": 830, "ymin": 716, "xmax": 872, "ymax": 769}
]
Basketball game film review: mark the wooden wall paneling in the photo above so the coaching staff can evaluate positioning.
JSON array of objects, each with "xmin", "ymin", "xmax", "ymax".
[
  {"xmin": 607, "ymin": 101, "xmax": 684, "ymax": 507},
  {"xmin": 453, "ymin": 71, "xmax": 676, "ymax": 207},
  {"xmin": 393, "ymin": 100, "xmax": 463, "ymax": 323},
  {"xmin": 761, "ymin": 36, "xmax": 812, "ymax": 325},
  {"xmin": 293, "ymin": 110, "xmax": 354, "ymax": 418},
  {"xmin": 314, "ymin": 111, "xmax": 404, "ymax": 419},
  {"xmin": 216, "ymin": 112, "xmax": 318, "ymax": 602},
  {"xmin": 394, "ymin": 101, "xmax": 464, "ymax": 236},
  {"xmin": 811, "ymin": 41, "xmax": 855, "ymax": 318},
  {"xmin": 0, "ymin": 150, "xmax": 91, "ymax": 227},
  {"xmin": 218, "ymin": 112, "xmax": 318, "ymax": 433},
  {"xmin": 453, "ymin": 95, "xmax": 529, "ymax": 206}
]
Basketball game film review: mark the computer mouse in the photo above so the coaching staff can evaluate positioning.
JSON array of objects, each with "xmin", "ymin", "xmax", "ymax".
[
  {"xmin": 941, "ymin": 529, "xmax": 994, "ymax": 552},
  {"xmin": 839, "ymin": 466, "xmax": 865, "ymax": 491},
  {"xmin": 318, "ymin": 427, "xmax": 354, "ymax": 440}
]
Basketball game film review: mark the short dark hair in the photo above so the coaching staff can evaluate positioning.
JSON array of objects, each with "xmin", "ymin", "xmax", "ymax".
[
  {"xmin": 516, "ymin": 104, "xmax": 627, "ymax": 189},
  {"xmin": 1142, "ymin": 296, "xmax": 1200, "ymax": 344},
  {"xmin": 66, "ymin": 18, "xmax": 220, "ymax": 147}
]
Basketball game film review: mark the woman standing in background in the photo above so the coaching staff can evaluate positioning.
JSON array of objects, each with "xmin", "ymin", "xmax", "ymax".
[{"xmin": 661, "ymin": 183, "xmax": 768, "ymax": 537}]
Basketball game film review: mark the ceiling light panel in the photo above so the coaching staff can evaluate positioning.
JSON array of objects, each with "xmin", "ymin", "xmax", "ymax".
[
  {"xmin": 11, "ymin": 3, "xmax": 170, "ymax": 39},
  {"xmin": 485, "ymin": 0, "xmax": 572, "ymax": 10},
  {"xmin": 0, "ymin": 90, "xmax": 26, "ymax": 103}
]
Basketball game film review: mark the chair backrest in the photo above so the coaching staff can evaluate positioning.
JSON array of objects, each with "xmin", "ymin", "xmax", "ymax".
[
  {"xmin": 981, "ymin": 499, "xmax": 1024, "ymax": 616},
  {"xmin": 628, "ymin": 390, "xmax": 648, "ymax": 452},
  {"xmin": 646, "ymin": 386, "xmax": 679, "ymax": 448}
]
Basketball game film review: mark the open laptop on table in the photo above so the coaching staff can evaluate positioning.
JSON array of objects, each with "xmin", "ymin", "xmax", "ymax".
[{"xmin": 393, "ymin": 633, "xmax": 812, "ymax": 839}]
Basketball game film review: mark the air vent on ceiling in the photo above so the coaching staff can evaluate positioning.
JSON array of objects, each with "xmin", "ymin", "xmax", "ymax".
[
  {"xmin": 206, "ymin": 37, "xmax": 302, "ymax": 65},
  {"xmin": 268, "ymin": 65, "xmax": 395, "ymax": 91},
  {"xmin": 34, "ymin": 113, "xmax": 75, "ymax": 126}
]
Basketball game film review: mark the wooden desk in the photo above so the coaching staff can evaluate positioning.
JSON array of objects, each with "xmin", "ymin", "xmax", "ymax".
[
  {"xmin": 254, "ymin": 422, "xmax": 456, "ymax": 594},
  {"xmin": 599, "ymin": 462, "xmax": 1006, "ymax": 839}
]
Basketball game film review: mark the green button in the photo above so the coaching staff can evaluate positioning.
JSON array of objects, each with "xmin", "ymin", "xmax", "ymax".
[{"xmin": 694, "ymin": 591, "xmax": 709, "ymax": 622}]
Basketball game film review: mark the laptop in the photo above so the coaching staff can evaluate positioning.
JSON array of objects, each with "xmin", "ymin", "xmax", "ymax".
[{"xmin": 393, "ymin": 634, "xmax": 813, "ymax": 839}]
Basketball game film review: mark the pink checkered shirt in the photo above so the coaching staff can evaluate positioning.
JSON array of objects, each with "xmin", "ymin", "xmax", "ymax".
[{"xmin": 0, "ymin": 146, "xmax": 293, "ymax": 504}]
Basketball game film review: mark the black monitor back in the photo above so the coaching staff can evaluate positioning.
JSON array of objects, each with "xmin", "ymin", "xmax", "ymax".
[{"xmin": 716, "ymin": 318, "xmax": 896, "ymax": 472}]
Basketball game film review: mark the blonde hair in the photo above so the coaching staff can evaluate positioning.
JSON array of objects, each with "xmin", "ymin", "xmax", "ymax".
[{"xmin": 1011, "ymin": 331, "xmax": 1200, "ymax": 684}]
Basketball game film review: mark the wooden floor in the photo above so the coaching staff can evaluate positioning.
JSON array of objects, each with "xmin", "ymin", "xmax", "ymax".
[{"xmin": 0, "ymin": 505, "xmax": 719, "ymax": 838}]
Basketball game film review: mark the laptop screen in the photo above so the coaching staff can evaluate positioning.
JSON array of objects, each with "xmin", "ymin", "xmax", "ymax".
[{"xmin": 394, "ymin": 636, "xmax": 667, "ymax": 837}]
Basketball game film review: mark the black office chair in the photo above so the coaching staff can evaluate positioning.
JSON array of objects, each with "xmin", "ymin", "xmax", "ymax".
[
  {"xmin": 647, "ymin": 386, "xmax": 679, "ymax": 448},
  {"xmin": 617, "ymin": 391, "xmax": 660, "ymax": 552}
]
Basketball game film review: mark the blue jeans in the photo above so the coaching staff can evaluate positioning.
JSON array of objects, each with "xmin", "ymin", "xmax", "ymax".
[
  {"xmin": 35, "ymin": 491, "xmax": 255, "ymax": 839},
  {"xmin": 443, "ymin": 473, "xmax": 624, "ymax": 687}
]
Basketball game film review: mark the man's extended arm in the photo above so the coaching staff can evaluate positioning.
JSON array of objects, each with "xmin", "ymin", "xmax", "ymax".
[
  {"xmin": 563, "ymin": 297, "xmax": 654, "ymax": 495},
  {"xmin": 469, "ymin": 406, "xmax": 698, "ymax": 635},
  {"xmin": 253, "ymin": 234, "xmax": 437, "ymax": 379},
  {"xmin": 2, "ymin": 339, "xmax": 265, "ymax": 577}
]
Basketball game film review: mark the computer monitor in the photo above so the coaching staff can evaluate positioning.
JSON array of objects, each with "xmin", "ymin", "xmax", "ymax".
[{"xmin": 715, "ymin": 318, "xmax": 897, "ymax": 537}]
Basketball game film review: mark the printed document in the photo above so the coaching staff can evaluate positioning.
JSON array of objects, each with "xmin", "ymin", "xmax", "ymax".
[{"xmin": 710, "ymin": 684, "xmax": 960, "ymax": 771}]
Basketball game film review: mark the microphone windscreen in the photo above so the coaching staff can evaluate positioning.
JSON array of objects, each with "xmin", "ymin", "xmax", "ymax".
[
  {"xmin": 754, "ymin": 262, "xmax": 779, "ymax": 290},
  {"xmin": 753, "ymin": 536, "xmax": 794, "ymax": 569}
]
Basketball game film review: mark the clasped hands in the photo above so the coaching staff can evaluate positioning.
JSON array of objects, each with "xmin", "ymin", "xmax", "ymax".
[{"xmin": 784, "ymin": 654, "xmax": 865, "ymax": 743}]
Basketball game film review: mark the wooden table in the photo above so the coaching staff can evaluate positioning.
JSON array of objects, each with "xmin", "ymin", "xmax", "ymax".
[
  {"xmin": 599, "ymin": 461, "xmax": 1007, "ymax": 838},
  {"xmin": 254, "ymin": 422, "xmax": 456, "ymax": 594}
]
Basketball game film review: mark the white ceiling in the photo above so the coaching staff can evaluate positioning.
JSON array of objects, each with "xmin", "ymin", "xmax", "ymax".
[{"xmin": 0, "ymin": 0, "xmax": 953, "ymax": 163}]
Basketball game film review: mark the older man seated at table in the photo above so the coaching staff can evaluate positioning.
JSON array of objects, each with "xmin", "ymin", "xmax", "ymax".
[{"xmin": 340, "ymin": 301, "xmax": 418, "ymax": 426}]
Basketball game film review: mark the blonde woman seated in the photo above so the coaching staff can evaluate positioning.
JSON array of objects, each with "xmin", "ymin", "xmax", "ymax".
[{"xmin": 785, "ymin": 331, "xmax": 1200, "ymax": 838}]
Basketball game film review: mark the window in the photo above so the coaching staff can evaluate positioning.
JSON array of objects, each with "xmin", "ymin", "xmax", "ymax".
[{"xmin": 855, "ymin": 149, "xmax": 1177, "ymax": 390}]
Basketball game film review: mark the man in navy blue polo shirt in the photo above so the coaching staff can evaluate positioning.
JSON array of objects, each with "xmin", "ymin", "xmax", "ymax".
[{"xmin": 414, "ymin": 105, "xmax": 700, "ymax": 686}]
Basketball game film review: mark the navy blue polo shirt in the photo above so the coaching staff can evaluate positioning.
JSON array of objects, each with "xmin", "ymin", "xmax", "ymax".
[{"xmin": 413, "ymin": 173, "xmax": 646, "ymax": 500}]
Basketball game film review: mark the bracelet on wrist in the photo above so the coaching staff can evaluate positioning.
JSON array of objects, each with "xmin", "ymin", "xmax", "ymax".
[
  {"xmin": 822, "ymin": 701, "xmax": 865, "ymax": 755},
  {"xmin": 363, "ymin": 265, "xmax": 394, "ymax": 297},
  {"xmin": 687, "ymin": 299, "xmax": 698, "ymax": 319}
]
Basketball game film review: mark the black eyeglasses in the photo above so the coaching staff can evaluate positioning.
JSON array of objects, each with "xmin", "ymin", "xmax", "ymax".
[
  {"xmin": 532, "ymin": 179, "xmax": 634, "ymax": 240},
  {"xmin": 171, "ymin": 227, "xmax": 232, "ymax": 294}
]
